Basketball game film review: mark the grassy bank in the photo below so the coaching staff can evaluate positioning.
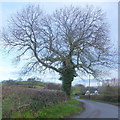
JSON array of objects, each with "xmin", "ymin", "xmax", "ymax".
[{"xmin": 11, "ymin": 99, "xmax": 83, "ymax": 118}]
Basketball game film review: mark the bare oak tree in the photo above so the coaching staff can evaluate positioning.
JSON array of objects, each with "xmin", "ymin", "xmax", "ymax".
[{"xmin": 2, "ymin": 5, "xmax": 113, "ymax": 97}]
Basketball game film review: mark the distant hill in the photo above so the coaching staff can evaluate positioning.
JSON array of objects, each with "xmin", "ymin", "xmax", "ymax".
[{"xmin": 2, "ymin": 80, "xmax": 61, "ymax": 90}]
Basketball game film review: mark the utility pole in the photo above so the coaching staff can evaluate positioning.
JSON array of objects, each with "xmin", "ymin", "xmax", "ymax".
[{"xmin": 89, "ymin": 74, "xmax": 90, "ymax": 99}]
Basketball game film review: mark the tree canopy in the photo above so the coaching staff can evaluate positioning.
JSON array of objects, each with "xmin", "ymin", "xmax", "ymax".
[{"xmin": 2, "ymin": 5, "xmax": 113, "ymax": 96}]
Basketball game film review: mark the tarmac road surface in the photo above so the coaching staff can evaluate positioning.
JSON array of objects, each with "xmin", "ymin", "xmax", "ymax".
[{"xmin": 71, "ymin": 97, "xmax": 119, "ymax": 118}]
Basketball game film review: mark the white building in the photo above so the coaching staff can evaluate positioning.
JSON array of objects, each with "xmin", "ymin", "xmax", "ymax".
[{"xmin": 85, "ymin": 90, "xmax": 99, "ymax": 95}]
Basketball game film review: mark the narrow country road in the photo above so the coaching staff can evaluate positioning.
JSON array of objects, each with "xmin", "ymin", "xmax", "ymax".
[{"xmin": 71, "ymin": 97, "xmax": 119, "ymax": 118}]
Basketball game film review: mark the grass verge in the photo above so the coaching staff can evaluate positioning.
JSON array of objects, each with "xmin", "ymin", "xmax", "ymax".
[{"xmin": 11, "ymin": 99, "xmax": 83, "ymax": 118}]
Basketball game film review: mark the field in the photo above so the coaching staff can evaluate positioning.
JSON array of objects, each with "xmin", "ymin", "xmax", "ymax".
[{"xmin": 2, "ymin": 80, "xmax": 45, "ymax": 88}]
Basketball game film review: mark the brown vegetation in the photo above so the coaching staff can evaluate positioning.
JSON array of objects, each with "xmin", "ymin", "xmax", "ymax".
[{"xmin": 2, "ymin": 86, "xmax": 67, "ymax": 118}]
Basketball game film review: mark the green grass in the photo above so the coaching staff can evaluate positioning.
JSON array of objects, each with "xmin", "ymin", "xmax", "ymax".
[
  {"xmin": 3, "ymin": 80, "xmax": 45, "ymax": 89},
  {"xmin": 11, "ymin": 111, "xmax": 34, "ymax": 118},
  {"xmin": 37, "ymin": 99, "xmax": 83, "ymax": 118},
  {"xmin": 35, "ymin": 85, "xmax": 44, "ymax": 89},
  {"xmin": 11, "ymin": 99, "xmax": 83, "ymax": 118},
  {"xmin": 66, "ymin": 99, "xmax": 80, "ymax": 104}
]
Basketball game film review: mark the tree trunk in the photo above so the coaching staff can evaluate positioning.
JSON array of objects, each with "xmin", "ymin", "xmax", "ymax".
[
  {"xmin": 62, "ymin": 79, "xmax": 72, "ymax": 98},
  {"xmin": 60, "ymin": 68, "xmax": 74, "ymax": 98}
]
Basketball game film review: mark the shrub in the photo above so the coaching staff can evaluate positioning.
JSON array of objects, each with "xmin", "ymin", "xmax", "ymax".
[
  {"xmin": 80, "ymin": 95, "xmax": 119, "ymax": 103},
  {"xmin": 102, "ymin": 86, "xmax": 118, "ymax": 96},
  {"xmin": 2, "ymin": 86, "xmax": 67, "ymax": 118},
  {"xmin": 44, "ymin": 83, "xmax": 61, "ymax": 90}
]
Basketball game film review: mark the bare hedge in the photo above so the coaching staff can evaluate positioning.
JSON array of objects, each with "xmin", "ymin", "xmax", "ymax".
[
  {"xmin": 80, "ymin": 95, "xmax": 119, "ymax": 103},
  {"xmin": 44, "ymin": 83, "xmax": 61, "ymax": 90},
  {"xmin": 2, "ymin": 86, "xmax": 67, "ymax": 118}
]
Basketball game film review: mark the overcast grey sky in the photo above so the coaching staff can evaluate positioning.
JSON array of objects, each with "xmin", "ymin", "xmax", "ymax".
[{"xmin": 0, "ymin": 1, "xmax": 118, "ymax": 86}]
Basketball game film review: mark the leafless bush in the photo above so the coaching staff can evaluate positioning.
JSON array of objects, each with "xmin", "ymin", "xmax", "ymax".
[
  {"xmin": 2, "ymin": 86, "xmax": 67, "ymax": 118},
  {"xmin": 44, "ymin": 83, "xmax": 61, "ymax": 90}
]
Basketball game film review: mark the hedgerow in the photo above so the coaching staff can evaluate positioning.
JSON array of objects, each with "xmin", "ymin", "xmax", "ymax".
[{"xmin": 2, "ymin": 86, "xmax": 67, "ymax": 118}]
